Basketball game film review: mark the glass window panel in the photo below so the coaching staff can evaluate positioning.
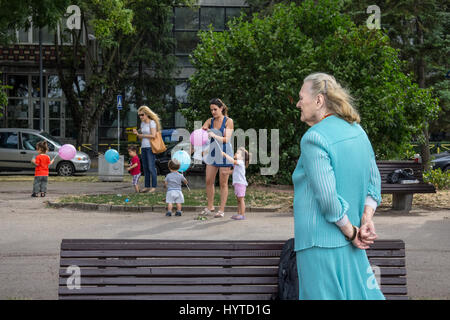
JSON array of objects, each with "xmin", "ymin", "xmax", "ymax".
[
  {"xmin": 32, "ymin": 25, "xmax": 56, "ymax": 44},
  {"xmin": 73, "ymin": 75, "xmax": 85, "ymax": 94},
  {"xmin": 0, "ymin": 132, "xmax": 19, "ymax": 149},
  {"xmin": 18, "ymin": 28, "xmax": 30, "ymax": 43},
  {"xmin": 49, "ymin": 101, "xmax": 61, "ymax": 118},
  {"xmin": 33, "ymin": 100, "xmax": 46, "ymax": 118},
  {"xmin": 226, "ymin": 7, "xmax": 242, "ymax": 26},
  {"xmin": 175, "ymin": 82, "xmax": 188, "ymax": 103},
  {"xmin": 33, "ymin": 119, "xmax": 40, "ymax": 130},
  {"xmin": 176, "ymin": 55, "xmax": 192, "ymax": 67},
  {"xmin": 8, "ymin": 75, "xmax": 29, "ymax": 97},
  {"xmin": 65, "ymin": 120, "xmax": 76, "ymax": 139},
  {"xmin": 7, "ymin": 99, "xmax": 29, "ymax": 119},
  {"xmin": 7, "ymin": 119, "xmax": 29, "ymax": 129},
  {"xmin": 174, "ymin": 32, "xmax": 199, "ymax": 55},
  {"xmin": 21, "ymin": 132, "xmax": 42, "ymax": 150},
  {"xmin": 201, "ymin": 7, "xmax": 225, "ymax": 30},
  {"xmin": 60, "ymin": 18, "xmax": 73, "ymax": 44},
  {"xmin": 175, "ymin": 7, "xmax": 199, "ymax": 30},
  {"xmin": 32, "ymin": 76, "xmax": 47, "ymax": 98},
  {"xmin": 49, "ymin": 120, "xmax": 61, "ymax": 137},
  {"xmin": 48, "ymin": 75, "xmax": 62, "ymax": 98}
]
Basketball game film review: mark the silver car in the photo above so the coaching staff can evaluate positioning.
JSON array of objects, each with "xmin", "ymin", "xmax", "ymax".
[{"xmin": 0, "ymin": 128, "xmax": 90, "ymax": 176}]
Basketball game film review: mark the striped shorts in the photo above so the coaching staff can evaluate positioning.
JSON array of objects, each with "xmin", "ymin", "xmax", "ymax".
[{"xmin": 132, "ymin": 173, "xmax": 141, "ymax": 185}]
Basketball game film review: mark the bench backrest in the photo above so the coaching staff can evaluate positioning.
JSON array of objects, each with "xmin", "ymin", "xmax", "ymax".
[
  {"xmin": 59, "ymin": 239, "xmax": 407, "ymax": 300},
  {"xmin": 376, "ymin": 161, "xmax": 435, "ymax": 194}
]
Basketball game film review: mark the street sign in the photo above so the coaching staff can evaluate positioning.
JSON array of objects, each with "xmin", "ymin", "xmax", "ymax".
[{"xmin": 117, "ymin": 95, "xmax": 123, "ymax": 110}]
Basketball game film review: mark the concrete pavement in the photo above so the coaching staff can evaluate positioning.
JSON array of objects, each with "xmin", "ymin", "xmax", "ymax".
[{"xmin": 0, "ymin": 178, "xmax": 448, "ymax": 300}]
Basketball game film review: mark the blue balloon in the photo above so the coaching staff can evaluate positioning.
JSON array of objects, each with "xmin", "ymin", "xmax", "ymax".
[
  {"xmin": 105, "ymin": 149, "xmax": 120, "ymax": 164},
  {"xmin": 172, "ymin": 150, "xmax": 191, "ymax": 172}
]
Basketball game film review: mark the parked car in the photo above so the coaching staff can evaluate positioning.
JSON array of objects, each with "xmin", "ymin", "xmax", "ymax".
[
  {"xmin": 431, "ymin": 151, "xmax": 450, "ymax": 172},
  {"xmin": 0, "ymin": 128, "xmax": 90, "ymax": 176}
]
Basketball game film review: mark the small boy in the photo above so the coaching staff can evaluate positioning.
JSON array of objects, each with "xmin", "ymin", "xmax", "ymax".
[
  {"xmin": 31, "ymin": 140, "xmax": 55, "ymax": 197},
  {"xmin": 126, "ymin": 145, "xmax": 141, "ymax": 193},
  {"xmin": 164, "ymin": 160, "xmax": 188, "ymax": 217}
]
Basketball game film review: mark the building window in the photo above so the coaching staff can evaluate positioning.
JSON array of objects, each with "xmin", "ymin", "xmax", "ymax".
[
  {"xmin": 5, "ymin": 74, "xmax": 80, "ymax": 138},
  {"xmin": 14, "ymin": 19, "xmax": 83, "ymax": 45},
  {"xmin": 173, "ymin": 6, "xmax": 244, "ymax": 66},
  {"xmin": 174, "ymin": 7, "xmax": 199, "ymax": 30},
  {"xmin": 201, "ymin": 7, "xmax": 225, "ymax": 30}
]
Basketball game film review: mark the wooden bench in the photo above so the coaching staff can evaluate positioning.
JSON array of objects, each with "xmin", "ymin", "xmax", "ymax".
[
  {"xmin": 58, "ymin": 239, "xmax": 408, "ymax": 300},
  {"xmin": 377, "ymin": 161, "xmax": 435, "ymax": 212}
]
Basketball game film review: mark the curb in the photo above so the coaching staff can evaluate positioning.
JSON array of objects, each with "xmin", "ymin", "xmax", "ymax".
[{"xmin": 46, "ymin": 201, "xmax": 282, "ymax": 213}]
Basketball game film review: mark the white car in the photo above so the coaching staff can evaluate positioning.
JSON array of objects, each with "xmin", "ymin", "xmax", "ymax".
[{"xmin": 0, "ymin": 128, "xmax": 90, "ymax": 176}]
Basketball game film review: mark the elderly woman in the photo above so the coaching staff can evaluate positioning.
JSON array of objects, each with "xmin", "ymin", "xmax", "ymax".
[{"xmin": 292, "ymin": 72, "xmax": 385, "ymax": 300}]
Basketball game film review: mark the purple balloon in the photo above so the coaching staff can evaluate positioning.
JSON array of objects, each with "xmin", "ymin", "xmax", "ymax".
[
  {"xmin": 190, "ymin": 129, "xmax": 208, "ymax": 146},
  {"xmin": 59, "ymin": 144, "xmax": 77, "ymax": 160}
]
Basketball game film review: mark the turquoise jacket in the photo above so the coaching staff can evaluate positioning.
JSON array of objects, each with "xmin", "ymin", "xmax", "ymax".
[{"xmin": 292, "ymin": 115, "xmax": 381, "ymax": 251}]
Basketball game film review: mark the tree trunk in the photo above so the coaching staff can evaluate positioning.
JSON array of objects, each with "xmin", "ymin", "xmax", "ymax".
[{"xmin": 415, "ymin": 16, "xmax": 431, "ymax": 169}]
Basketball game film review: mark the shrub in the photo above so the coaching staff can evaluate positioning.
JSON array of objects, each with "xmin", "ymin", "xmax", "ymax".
[{"xmin": 423, "ymin": 168, "xmax": 450, "ymax": 190}]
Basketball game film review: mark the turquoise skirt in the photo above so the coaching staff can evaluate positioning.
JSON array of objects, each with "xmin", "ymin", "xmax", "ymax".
[{"xmin": 296, "ymin": 244, "xmax": 385, "ymax": 300}]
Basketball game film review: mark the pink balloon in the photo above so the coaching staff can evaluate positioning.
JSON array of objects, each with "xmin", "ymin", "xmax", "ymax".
[
  {"xmin": 59, "ymin": 144, "xmax": 77, "ymax": 160},
  {"xmin": 190, "ymin": 129, "xmax": 208, "ymax": 146}
]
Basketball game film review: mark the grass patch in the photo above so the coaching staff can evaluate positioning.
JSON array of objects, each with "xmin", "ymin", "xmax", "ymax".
[{"xmin": 58, "ymin": 188, "xmax": 289, "ymax": 208}]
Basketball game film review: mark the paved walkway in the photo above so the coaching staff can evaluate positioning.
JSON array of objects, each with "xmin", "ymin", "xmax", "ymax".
[{"xmin": 0, "ymin": 177, "xmax": 448, "ymax": 300}]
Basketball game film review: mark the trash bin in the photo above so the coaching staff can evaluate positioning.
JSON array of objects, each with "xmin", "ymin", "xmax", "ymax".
[
  {"xmin": 98, "ymin": 154, "xmax": 124, "ymax": 182},
  {"xmin": 126, "ymin": 127, "xmax": 137, "ymax": 142}
]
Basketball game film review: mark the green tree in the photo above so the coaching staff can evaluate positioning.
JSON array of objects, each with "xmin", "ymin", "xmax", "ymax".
[
  {"xmin": 0, "ymin": 0, "xmax": 194, "ymax": 145},
  {"xmin": 0, "ymin": 75, "xmax": 8, "ymax": 117},
  {"xmin": 342, "ymin": 0, "xmax": 449, "ymax": 166},
  {"xmin": 183, "ymin": 1, "xmax": 439, "ymax": 183}
]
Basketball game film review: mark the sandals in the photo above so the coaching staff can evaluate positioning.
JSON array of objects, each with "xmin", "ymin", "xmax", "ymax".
[
  {"xmin": 200, "ymin": 208, "xmax": 214, "ymax": 216},
  {"xmin": 214, "ymin": 211, "xmax": 225, "ymax": 218},
  {"xmin": 231, "ymin": 214, "xmax": 245, "ymax": 220}
]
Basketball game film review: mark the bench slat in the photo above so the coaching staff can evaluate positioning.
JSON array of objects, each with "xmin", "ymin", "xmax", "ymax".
[
  {"xmin": 58, "ymin": 285, "xmax": 278, "ymax": 295},
  {"xmin": 60, "ymin": 239, "xmax": 404, "ymax": 250},
  {"xmin": 61, "ymin": 243, "xmax": 285, "ymax": 251},
  {"xmin": 59, "ymin": 294, "xmax": 275, "ymax": 300},
  {"xmin": 61, "ymin": 249, "xmax": 283, "ymax": 258},
  {"xmin": 61, "ymin": 249, "xmax": 404, "ymax": 258},
  {"xmin": 59, "ymin": 267, "xmax": 279, "ymax": 277},
  {"xmin": 60, "ymin": 257, "xmax": 281, "ymax": 267},
  {"xmin": 59, "ymin": 276, "xmax": 279, "ymax": 286},
  {"xmin": 59, "ymin": 275, "xmax": 406, "ymax": 286}
]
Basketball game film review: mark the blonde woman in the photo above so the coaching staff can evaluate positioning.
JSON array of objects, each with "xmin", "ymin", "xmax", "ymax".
[
  {"xmin": 292, "ymin": 73, "xmax": 385, "ymax": 300},
  {"xmin": 133, "ymin": 106, "xmax": 162, "ymax": 193}
]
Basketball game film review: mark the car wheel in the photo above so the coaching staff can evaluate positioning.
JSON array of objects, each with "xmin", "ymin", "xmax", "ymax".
[
  {"xmin": 57, "ymin": 161, "xmax": 75, "ymax": 176},
  {"xmin": 444, "ymin": 165, "xmax": 450, "ymax": 172}
]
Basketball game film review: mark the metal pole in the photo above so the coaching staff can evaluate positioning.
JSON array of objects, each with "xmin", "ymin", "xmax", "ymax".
[
  {"xmin": 39, "ymin": 27, "xmax": 44, "ymax": 131},
  {"xmin": 118, "ymin": 109, "xmax": 120, "ymax": 151}
]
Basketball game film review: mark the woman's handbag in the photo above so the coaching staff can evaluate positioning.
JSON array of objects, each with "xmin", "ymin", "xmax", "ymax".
[{"xmin": 150, "ymin": 131, "xmax": 167, "ymax": 154}]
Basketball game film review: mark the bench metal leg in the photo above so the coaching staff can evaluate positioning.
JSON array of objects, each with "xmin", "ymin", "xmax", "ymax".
[{"xmin": 392, "ymin": 193, "xmax": 413, "ymax": 212}]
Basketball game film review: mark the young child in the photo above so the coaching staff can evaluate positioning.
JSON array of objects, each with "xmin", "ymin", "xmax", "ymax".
[
  {"xmin": 222, "ymin": 147, "xmax": 250, "ymax": 220},
  {"xmin": 126, "ymin": 145, "xmax": 141, "ymax": 193},
  {"xmin": 31, "ymin": 140, "xmax": 55, "ymax": 197},
  {"xmin": 164, "ymin": 160, "xmax": 188, "ymax": 217}
]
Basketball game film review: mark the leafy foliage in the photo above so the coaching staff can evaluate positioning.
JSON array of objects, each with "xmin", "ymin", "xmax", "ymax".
[
  {"xmin": 182, "ymin": 1, "xmax": 440, "ymax": 183},
  {"xmin": 0, "ymin": 75, "xmax": 8, "ymax": 117},
  {"xmin": 423, "ymin": 168, "xmax": 450, "ymax": 190}
]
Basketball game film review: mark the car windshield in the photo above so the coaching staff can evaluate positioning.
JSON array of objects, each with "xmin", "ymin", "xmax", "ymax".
[{"xmin": 39, "ymin": 131, "xmax": 63, "ymax": 146}]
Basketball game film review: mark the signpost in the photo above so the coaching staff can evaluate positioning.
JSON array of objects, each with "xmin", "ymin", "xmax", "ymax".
[{"xmin": 117, "ymin": 95, "xmax": 122, "ymax": 151}]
